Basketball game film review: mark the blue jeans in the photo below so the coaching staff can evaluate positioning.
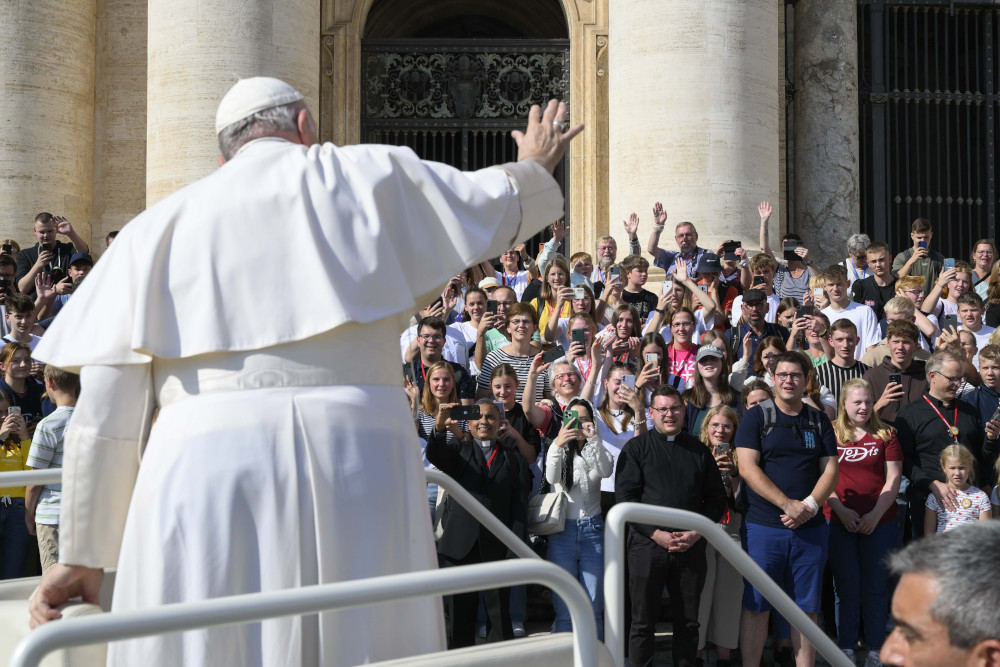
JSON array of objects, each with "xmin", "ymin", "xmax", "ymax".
[
  {"xmin": 828, "ymin": 520, "xmax": 896, "ymax": 651},
  {"xmin": 0, "ymin": 497, "xmax": 31, "ymax": 580},
  {"xmin": 546, "ymin": 515, "xmax": 605, "ymax": 641}
]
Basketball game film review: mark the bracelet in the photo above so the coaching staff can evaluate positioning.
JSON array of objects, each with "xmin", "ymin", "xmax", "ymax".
[
  {"xmin": 803, "ymin": 495, "xmax": 819, "ymax": 514},
  {"xmin": 653, "ymin": 308, "xmax": 665, "ymax": 314},
  {"xmin": 653, "ymin": 224, "xmax": 665, "ymax": 233}
]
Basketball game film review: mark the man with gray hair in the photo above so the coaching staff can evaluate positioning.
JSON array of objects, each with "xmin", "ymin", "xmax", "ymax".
[
  {"xmin": 841, "ymin": 232, "xmax": 873, "ymax": 287},
  {"xmin": 880, "ymin": 521, "xmax": 1000, "ymax": 667},
  {"xmin": 28, "ymin": 76, "xmax": 581, "ymax": 666}
]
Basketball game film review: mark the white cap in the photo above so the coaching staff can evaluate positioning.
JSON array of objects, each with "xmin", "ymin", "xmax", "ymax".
[{"xmin": 215, "ymin": 77, "xmax": 304, "ymax": 134}]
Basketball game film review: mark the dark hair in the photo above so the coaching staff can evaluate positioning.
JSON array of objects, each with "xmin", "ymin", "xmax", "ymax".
[
  {"xmin": 753, "ymin": 335, "xmax": 787, "ymax": 377},
  {"xmin": 418, "ymin": 316, "xmax": 446, "ymax": 336},
  {"xmin": 4, "ymin": 293, "xmax": 34, "ymax": 316},
  {"xmin": 956, "ymin": 291, "xmax": 984, "ymax": 309},
  {"xmin": 886, "ymin": 319, "xmax": 920, "ymax": 343},
  {"xmin": 650, "ymin": 384, "xmax": 683, "ymax": 404},
  {"xmin": 462, "ymin": 287, "xmax": 487, "ymax": 321},
  {"xmin": 741, "ymin": 379, "xmax": 773, "ymax": 408},
  {"xmin": 34, "ymin": 212, "xmax": 54, "ymax": 226},
  {"xmin": 829, "ymin": 319, "xmax": 858, "ymax": 336},
  {"xmin": 911, "ymin": 217, "xmax": 933, "ymax": 233},
  {"xmin": 772, "ymin": 350, "xmax": 811, "ymax": 377}
]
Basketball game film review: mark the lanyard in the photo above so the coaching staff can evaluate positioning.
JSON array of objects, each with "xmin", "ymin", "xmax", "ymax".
[
  {"xmin": 574, "ymin": 357, "xmax": 592, "ymax": 380},
  {"xmin": 850, "ymin": 258, "xmax": 868, "ymax": 282},
  {"xmin": 924, "ymin": 396, "xmax": 959, "ymax": 440},
  {"xmin": 502, "ymin": 271, "xmax": 518, "ymax": 287},
  {"xmin": 486, "ymin": 446, "xmax": 498, "ymax": 469}
]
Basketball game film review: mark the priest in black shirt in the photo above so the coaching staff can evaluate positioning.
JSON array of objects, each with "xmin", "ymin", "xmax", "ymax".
[
  {"xmin": 895, "ymin": 349, "xmax": 996, "ymax": 538},
  {"xmin": 851, "ymin": 241, "xmax": 896, "ymax": 321},
  {"xmin": 615, "ymin": 385, "xmax": 727, "ymax": 667}
]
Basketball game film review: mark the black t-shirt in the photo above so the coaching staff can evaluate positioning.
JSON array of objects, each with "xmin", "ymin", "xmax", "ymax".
[
  {"xmin": 621, "ymin": 288, "xmax": 659, "ymax": 322},
  {"xmin": 520, "ymin": 279, "xmax": 542, "ymax": 304},
  {"xmin": 986, "ymin": 304, "xmax": 1000, "ymax": 329},
  {"xmin": 15, "ymin": 241, "xmax": 76, "ymax": 298},
  {"xmin": 851, "ymin": 276, "xmax": 896, "ymax": 321}
]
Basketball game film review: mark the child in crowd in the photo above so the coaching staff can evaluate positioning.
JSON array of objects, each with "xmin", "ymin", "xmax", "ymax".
[
  {"xmin": 809, "ymin": 274, "xmax": 830, "ymax": 310},
  {"xmin": 619, "ymin": 254, "xmax": 658, "ymax": 321},
  {"xmin": 3, "ymin": 293, "xmax": 41, "ymax": 351},
  {"xmin": 24, "ymin": 364, "xmax": 80, "ymax": 573},
  {"xmin": 923, "ymin": 444, "xmax": 991, "ymax": 534}
]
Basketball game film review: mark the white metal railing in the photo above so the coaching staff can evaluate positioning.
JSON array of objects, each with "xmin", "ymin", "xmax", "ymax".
[
  {"xmin": 0, "ymin": 470, "xmax": 61, "ymax": 486},
  {"xmin": 9, "ymin": 559, "xmax": 598, "ymax": 667},
  {"xmin": 603, "ymin": 503, "xmax": 854, "ymax": 667},
  {"xmin": 8, "ymin": 469, "xmax": 596, "ymax": 667}
]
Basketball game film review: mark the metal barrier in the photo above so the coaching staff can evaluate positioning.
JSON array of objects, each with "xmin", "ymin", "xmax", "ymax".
[
  {"xmin": 603, "ymin": 503, "xmax": 854, "ymax": 667},
  {"xmin": 7, "ymin": 469, "xmax": 596, "ymax": 667},
  {"xmin": 9, "ymin": 559, "xmax": 598, "ymax": 667}
]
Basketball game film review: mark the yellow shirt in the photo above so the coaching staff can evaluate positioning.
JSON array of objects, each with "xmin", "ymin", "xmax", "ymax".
[
  {"xmin": 531, "ymin": 298, "xmax": 573, "ymax": 349},
  {"xmin": 0, "ymin": 439, "xmax": 29, "ymax": 498}
]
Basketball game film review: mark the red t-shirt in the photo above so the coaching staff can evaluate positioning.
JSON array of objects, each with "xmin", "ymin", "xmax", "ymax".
[{"xmin": 825, "ymin": 431, "xmax": 903, "ymax": 525}]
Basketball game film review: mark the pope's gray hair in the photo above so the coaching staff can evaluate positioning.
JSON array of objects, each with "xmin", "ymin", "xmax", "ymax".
[
  {"xmin": 888, "ymin": 522, "xmax": 1000, "ymax": 648},
  {"xmin": 217, "ymin": 100, "xmax": 310, "ymax": 160}
]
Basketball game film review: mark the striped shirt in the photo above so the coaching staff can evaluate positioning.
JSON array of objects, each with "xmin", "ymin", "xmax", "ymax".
[
  {"xmin": 477, "ymin": 348, "xmax": 551, "ymax": 402},
  {"xmin": 815, "ymin": 360, "xmax": 870, "ymax": 404},
  {"xmin": 25, "ymin": 406, "xmax": 74, "ymax": 525}
]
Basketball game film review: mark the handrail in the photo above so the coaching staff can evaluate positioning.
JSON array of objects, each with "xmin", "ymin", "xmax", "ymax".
[
  {"xmin": 9, "ymin": 559, "xmax": 598, "ymax": 667},
  {"xmin": 0, "ymin": 470, "xmax": 62, "ymax": 486},
  {"xmin": 425, "ymin": 468, "xmax": 539, "ymax": 560},
  {"xmin": 603, "ymin": 503, "xmax": 853, "ymax": 667}
]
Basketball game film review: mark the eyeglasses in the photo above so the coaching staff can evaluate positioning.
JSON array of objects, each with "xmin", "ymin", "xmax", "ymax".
[
  {"xmin": 509, "ymin": 319, "xmax": 533, "ymax": 328},
  {"xmin": 933, "ymin": 372, "xmax": 963, "ymax": 385},
  {"xmin": 417, "ymin": 334, "xmax": 444, "ymax": 341},
  {"xmin": 554, "ymin": 373, "xmax": 578, "ymax": 381},
  {"xmin": 904, "ymin": 289, "xmax": 924, "ymax": 296},
  {"xmin": 774, "ymin": 372, "xmax": 804, "ymax": 383},
  {"xmin": 650, "ymin": 405, "xmax": 683, "ymax": 415}
]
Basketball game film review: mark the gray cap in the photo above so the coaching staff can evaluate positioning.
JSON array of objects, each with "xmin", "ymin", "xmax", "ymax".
[
  {"xmin": 743, "ymin": 289, "xmax": 766, "ymax": 303},
  {"xmin": 696, "ymin": 345, "xmax": 725, "ymax": 363}
]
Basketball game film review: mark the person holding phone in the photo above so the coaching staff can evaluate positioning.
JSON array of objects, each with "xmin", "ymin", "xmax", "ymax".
[
  {"xmin": 892, "ymin": 218, "xmax": 945, "ymax": 295},
  {"xmin": 590, "ymin": 360, "xmax": 648, "ymax": 514},
  {"xmin": 696, "ymin": 405, "xmax": 743, "ymax": 667},
  {"xmin": 528, "ymin": 258, "xmax": 574, "ymax": 347},
  {"xmin": 477, "ymin": 303, "xmax": 550, "ymax": 402},
  {"xmin": 921, "ymin": 261, "xmax": 973, "ymax": 330},
  {"xmin": 426, "ymin": 400, "xmax": 532, "ymax": 647},
  {"xmin": 757, "ymin": 200, "xmax": 815, "ymax": 300},
  {"xmin": 544, "ymin": 398, "xmax": 614, "ymax": 640},
  {"xmin": 15, "ymin": 213, "xmax": 90, "ymax": 298},
  {"xmin": 541, "ymin": 285, "xmax": 598, "ymax": 353},
  {"xmin": 863, "ymin": 320, "xmax": 930, "ymax": 426},
  {"xmin": 0, "ymin": 388, "xmax": 32, "ymax": 580},
  {"xmin": 0, "ymin": 342, "xmax": 43, "ymax": 425}
]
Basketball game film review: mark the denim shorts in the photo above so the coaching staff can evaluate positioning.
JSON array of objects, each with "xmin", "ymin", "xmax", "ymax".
[{"xmin": 741, "ymin": 521, "xmax": 828, "ymax": 614}]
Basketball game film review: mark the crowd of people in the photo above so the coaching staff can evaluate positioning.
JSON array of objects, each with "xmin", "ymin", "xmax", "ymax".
[
  {"xmin": 0, "ymin": 213, "xmax": 105, "ymax": 580},
  {"xmin": 409, "ymin": 205, "xmax": 1000, "ymax": 667}
]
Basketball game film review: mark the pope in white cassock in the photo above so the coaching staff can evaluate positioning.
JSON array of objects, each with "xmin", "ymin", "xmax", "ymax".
[{"xmin": 28, "ymin": 77, "xmax": 581, "ymax": 666}]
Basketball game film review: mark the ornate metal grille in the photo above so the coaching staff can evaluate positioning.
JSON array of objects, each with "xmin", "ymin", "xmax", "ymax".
[
  {"xmin": 361, "ymin": 39, "xmax": 571, "ymax": 241},
  {"xmin": 858, "ymin": 1, "xmax": 998, "ymax": 259}
]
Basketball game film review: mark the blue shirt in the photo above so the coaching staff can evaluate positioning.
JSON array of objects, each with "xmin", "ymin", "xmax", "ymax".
[
  {"xmin": 653, "ymin": 246, "xmax": 706, "ymax": 276},
  {"xmin": 735, "ymin": 402, "xmax": 837, "ymax": 529}
]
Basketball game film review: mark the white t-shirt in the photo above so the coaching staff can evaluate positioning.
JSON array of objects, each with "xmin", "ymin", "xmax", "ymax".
[
  {"xmin": 822, "ymin": 302, "xmax": 880, "ymax": 360},
  {"xmin": 3, "ymin": 333, "xmax": 40, "ymax": 351},
  {"xmin": 495, "ymin": 270, "xmax": 532, "ymax": 301},
  {"xmin": 926, "ymin": 487, "xmax": 991, "ymax": 533},
  {"xmin": 399, "ymin": 324, "xmax": 469, "ymax": 368},
  {"xmin": 597, "ymin": 408, "xmax": 653, "ymax": 493},
  {"xmin": 730, "ymin": 294, "xmax": 780, "ymax": 326}
]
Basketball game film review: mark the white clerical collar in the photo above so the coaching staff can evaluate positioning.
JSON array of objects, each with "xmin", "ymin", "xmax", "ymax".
[
  {"xmin": 474, "ymin": 438, "xmax": 494, "ymax": 451},
  {"xmin": 235, "ymin": 136, "xmax": 295, "ymax": 157}
]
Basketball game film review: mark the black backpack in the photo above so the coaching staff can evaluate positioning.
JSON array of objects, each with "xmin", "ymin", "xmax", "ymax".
[{"xmin": 757, "ymin": 398, "xmax": 825, "ymax": 447}]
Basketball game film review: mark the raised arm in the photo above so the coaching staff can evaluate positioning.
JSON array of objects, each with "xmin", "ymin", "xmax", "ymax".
[
  {"xmin": 521, "ymin": 353, "xmax": 552, "ymax": 426},
  {"xmin": 757, "ymin": 201, "xmax": 775, "ymax": 259},
  {"xmin": 646, "ymin": 203, "xmax": 667, "ymax": 258}
]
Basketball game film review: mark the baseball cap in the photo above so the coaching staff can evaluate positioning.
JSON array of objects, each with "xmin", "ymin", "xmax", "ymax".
[
  {"xmin": 696, "ymin": 252, "xmax": 723, "ymax": 274},
  {"xmin": 743, "ymin": 289, "xmax": 766, "ymax": 303},
  {"xmin": 69, "ymin": 252, "xmax": 94, "ymax": 267},
  {"xmin": 696, "ymin": 345, "xmax": 725, "ymax": 363}
]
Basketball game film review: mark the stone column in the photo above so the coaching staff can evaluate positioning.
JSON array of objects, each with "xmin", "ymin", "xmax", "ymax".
[
  {"xmin": 0, "ymin": 0, "xmax": 96, "ymax": 248},
  {"xmin": 607, "ymin": 0, "xmax": 781, "ymax": 265},
  {"xmin": 146, "ymin": 0, "xmax": 321, "ymax": 205},
  {"xmin": 793, "ymin": 0, "xmax": 860, "ymax": 267}
]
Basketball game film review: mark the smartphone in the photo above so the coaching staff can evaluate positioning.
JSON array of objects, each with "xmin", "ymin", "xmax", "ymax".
[
  {"xmin": 783, "ymin": 240, "xmax": 803, "ymax": 262},
  {"xmin": 645, "ymin": 352, "xmax": 660, "ymax": 367},
  {"xmin": 571, "ymin": 328, "xmax": 587, "ymax": 346},
  {"xmin": 7, "ymin": 406, "xmax": 20, "ymax": 417},
  {"xmin": 430, "ymin": 295, "xmax": 444, "ymax": 311},
  {"xmin": 813, "ymin": 287, "xmax": 824, "ymax": 298},
  {"xmin": 752, "ymin": 276, "xmax": 766, "ymax": 287},
  {"xmin": 493, "ymin": 401, "xmax": 506, "ymax": 423},
  {"xmin": 944, "ymin": 314, "xmax": 960, "ymax": 330},
  {"xmin": 609, "ymin": 266, "xmax": 621, "ymax": 280},
  {"xmin": 917, "ymin": 240, "xmax": 928, "ymax": 249},
  {"xmin": 661, "ymin": 280, "xmax": 674, "ymax": 295},
  {"xmin": 450, "ymin": 405, "xmax": 481, "ymax": 421},
  {"xmin": 722, "ymin": 241, "xmax": 741, "ymax": 260},
  {"xmin": 572, "ymin": 287, "xmax": 587, "ymax": 300},
  {"xmin": 991, "ymin": 405, "xmax": 1000, "ymax": 424},
  {"xmin": 796, "ymin": 305, "xmax": 815, "ymax": 318},
  {"xmin": 486, "ymin": 299, "xmax": 498, "ymax": 314},
  {"xmin": 944, "ymin": 258, "xmax": 956, "ymax": 270},
  {"xmin": 541, "ymin": 345, "xmax": 566, "ymax": 365},
  {"xmin": 714, "ymin": 442, "xmax": 731, "ymax": 456},
  {"xmin": 889, "ymin": 373, "xmax": 902, "ymax": 386},
  {"xmin": 562, "ymin": 409, "xmax": 579, "ymax": 429},
  {"xmin": 621, "ymin": 375, "xmax": 636, "ymax": 391},
  {"xmin": 1, "ymin": 244, "xmax": 11, "ymax": 255},
  {"xmin": 699, "ymin": 284, "xmax": 709, "ymax": 293}
]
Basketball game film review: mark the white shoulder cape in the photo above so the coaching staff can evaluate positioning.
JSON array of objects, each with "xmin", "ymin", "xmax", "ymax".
[{"xmin": 34, "ymin": 139, "xmax": 563, "ymax": 370}]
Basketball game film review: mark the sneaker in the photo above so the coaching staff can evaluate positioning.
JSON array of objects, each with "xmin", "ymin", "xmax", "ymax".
[
  {"xmin": 512, "ymin": 621, "xmax": 526, "ymax": 638},
  {"xmin": 842, "ymin": 648, "xmax": 856, "ymax": 664},
  {"xmin": 477, "ymin": 624, "xmax": 486, "ymax": 639},
  {"xmin": 863, "ymin": 650, "xmax": 882, "ymax": 667}
]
